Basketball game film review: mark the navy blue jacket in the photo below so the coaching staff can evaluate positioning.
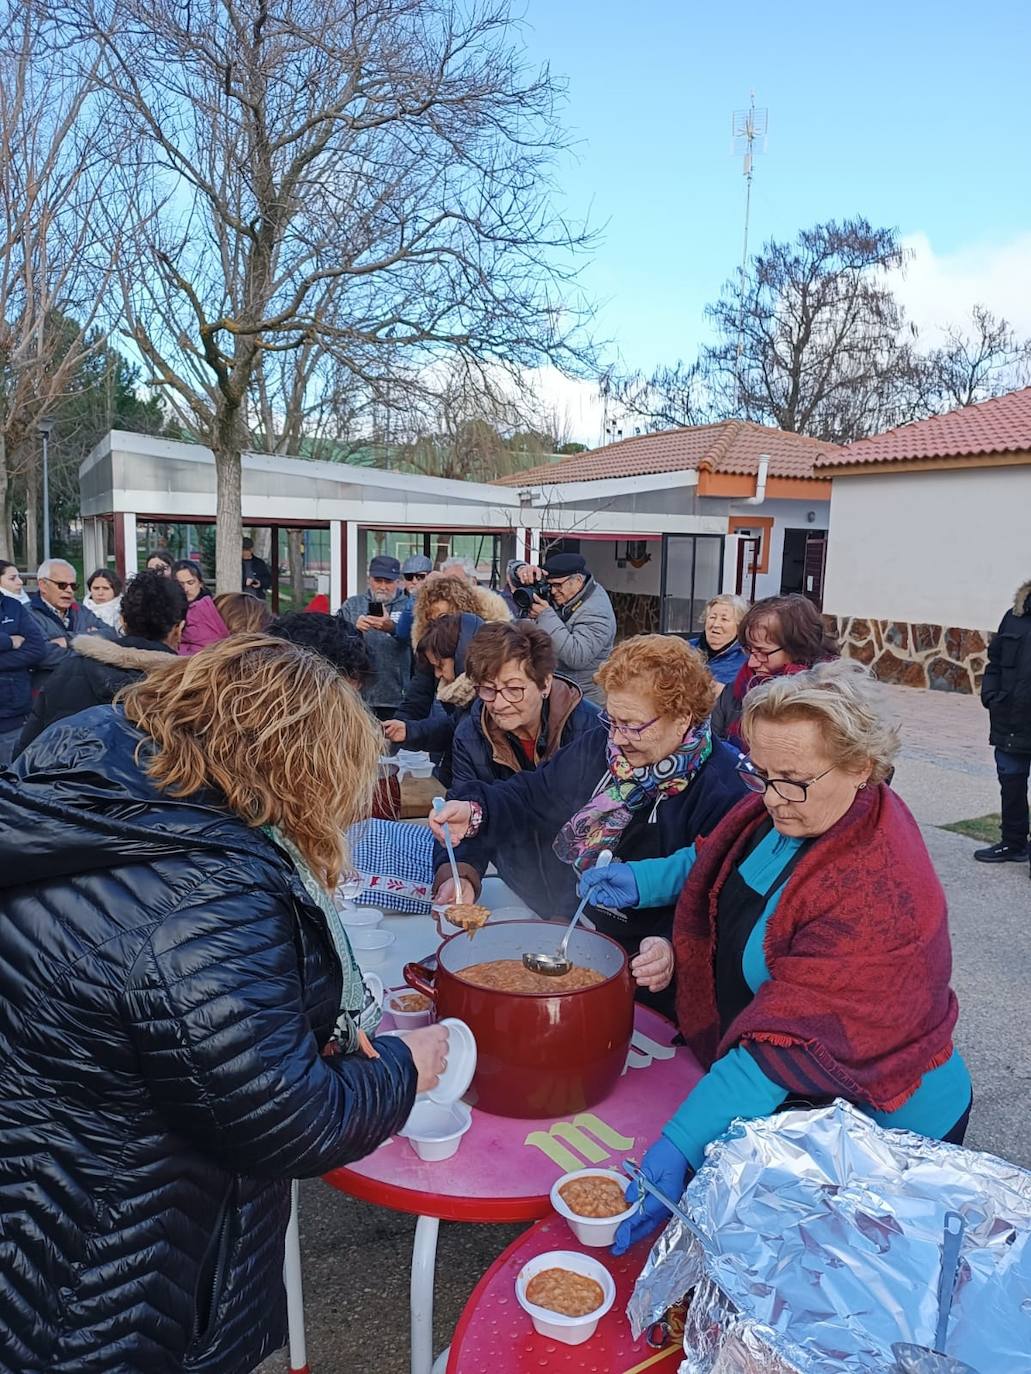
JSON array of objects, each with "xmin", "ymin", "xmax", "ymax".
[
  {"xmin": 27, "ymin": 591, "xmax": 112, "ymax": 689},
  {"xmin": 393, "ymin": 613, "xmax": 483, "ymax": 786},
  {"xmin": 0, "ymin": 594, "xmax": 47, "ymax": 734},
  {"xmin": 0, "ymin": 708, "xmax": 416, "ymax": 1374},
  {"xmin": 688, "ymin": 633, "xmax": 748, "ymax": 686},
  {"xmin": 443, "ymin": 679, "xmax": 600, "ymax": 907},
  {"xmin": 441, "ymin": 727, "xmax": 748, "ymax": 953}
]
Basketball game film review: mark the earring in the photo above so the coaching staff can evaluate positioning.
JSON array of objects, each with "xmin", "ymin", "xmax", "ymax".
[{"xmin": 858, "ymin": 782, "xmax": 868, "ymax": 790}]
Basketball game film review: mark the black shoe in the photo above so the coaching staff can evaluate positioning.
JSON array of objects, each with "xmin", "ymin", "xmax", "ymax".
[{"xmin": 973, "ymin": 841, "xmax": 1030, "ymax": 863}]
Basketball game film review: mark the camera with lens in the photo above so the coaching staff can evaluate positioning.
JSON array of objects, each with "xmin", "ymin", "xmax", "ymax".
[{"xmin": 512, "ymin": 578, "xmax": 553, "ymax": 616}]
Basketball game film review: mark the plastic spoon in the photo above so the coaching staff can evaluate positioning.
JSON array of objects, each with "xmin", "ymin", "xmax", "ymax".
[
  {"xmin": 523, "ymin": 849, "xmax": 613, "ymax": 976},
  {"xmin": 432, "ymin": 797, "xmax": 465, "ymax": 905}
]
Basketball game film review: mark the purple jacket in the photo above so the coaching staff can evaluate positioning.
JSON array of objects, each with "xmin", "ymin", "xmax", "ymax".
[{"xmin": 178, "ymin": 594, "xmax": 229, "ymax": 655}]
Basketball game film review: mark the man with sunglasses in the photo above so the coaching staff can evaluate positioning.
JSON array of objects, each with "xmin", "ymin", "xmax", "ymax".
[{"xmin": 28, "ymin": 560, "xmax": 110, "ymax": 690}]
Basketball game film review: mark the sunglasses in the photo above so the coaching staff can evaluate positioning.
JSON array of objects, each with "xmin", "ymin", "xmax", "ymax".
[
  {"xmin": 42, "ymin": 577, "xmax": 77, "ymax": 591},
  {"xmin": 405, "ymin": 573, "xmax": 429, "ymax": 582}
]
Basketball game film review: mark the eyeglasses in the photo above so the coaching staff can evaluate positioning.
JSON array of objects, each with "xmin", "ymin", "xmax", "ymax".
[
  {"xmin": 747, "ymin": 643, "xmax": 784, "ymax": 661},
  {"xmin": 42, "ymin": 577, "xmax": 77, "ymax": 591},
  {"xmin": 599, "ymin": 711, "xmax": 662, "ymax": 741},
  {"xmin": 405, "ymin": 573, "xmax": 429, "ymax": 582},
  {"xmin": 478, "ymin": 683, "xmax": 528, "ymax": 704},
  {"xmin": 736, "ymin": 761, "xmax": 835, "ymax": 803}
]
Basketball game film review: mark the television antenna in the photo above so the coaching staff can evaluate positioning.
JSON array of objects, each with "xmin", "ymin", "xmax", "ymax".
[{"xmin": 731, "ymin": 93, "xmax": 768, "ymax": 357}]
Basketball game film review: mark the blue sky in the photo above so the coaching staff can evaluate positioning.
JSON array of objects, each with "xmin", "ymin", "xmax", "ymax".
[{"xmin": 519, "ymin": 0, "xmax": 1031, "ymax": 386}]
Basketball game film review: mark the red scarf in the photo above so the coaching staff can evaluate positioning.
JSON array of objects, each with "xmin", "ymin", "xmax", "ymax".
[{"xmin": 673, "ymin": 787, "xmax": 958, "ymax": 1113}]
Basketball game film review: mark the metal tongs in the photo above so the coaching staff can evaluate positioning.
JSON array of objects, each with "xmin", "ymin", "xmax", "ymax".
[{"xmin": 621, "ymin": 1158, "xmax": 707, "ymax": 1247}]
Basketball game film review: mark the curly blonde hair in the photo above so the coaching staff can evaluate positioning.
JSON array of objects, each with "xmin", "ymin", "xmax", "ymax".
[
  {"xmin": 595, "ymin": 634, "xmax": 715, "ymax": 725},
  {"xmin": 117, "ymin": 634, "xmax": 380, "ymax": 888}
]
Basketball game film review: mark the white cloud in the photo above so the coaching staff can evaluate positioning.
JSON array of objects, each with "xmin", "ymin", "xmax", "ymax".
[{"xmin": 893, "ymin": 231, "xmax": 1031, "ymax": 340}]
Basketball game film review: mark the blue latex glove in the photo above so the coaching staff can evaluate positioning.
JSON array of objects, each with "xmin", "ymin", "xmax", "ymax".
[
  {"xmin": 612, "ymin": 1135, "xmax": 691, "ymax": 1256},
  {"xmin": 577, "ymin": 861, "xmax": 639, "ymax": 909}
]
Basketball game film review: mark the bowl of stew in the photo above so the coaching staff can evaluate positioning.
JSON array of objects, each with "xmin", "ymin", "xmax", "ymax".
[{"xmin": 550, "ymin": 1168, "xmax": 638, "ymax": 1247}]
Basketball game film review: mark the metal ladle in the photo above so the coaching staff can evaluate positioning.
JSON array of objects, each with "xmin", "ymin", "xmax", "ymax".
[
  {"xmin": 522, "ymin": 849, "xmax": 612, "ymax": 976},
  {"xmin": 891, "ymin": 1212, "xmax": 978, "ymax": 1374}
]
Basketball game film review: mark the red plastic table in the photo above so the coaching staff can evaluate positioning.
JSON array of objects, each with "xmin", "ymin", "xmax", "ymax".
[
  {"xmin": 446, "ymin": 1213, "xmax": 683, "ymax": 1374},
  {"xmin": 320, "ymin": 1006, "xmax": 703, "ymax": 1374}
]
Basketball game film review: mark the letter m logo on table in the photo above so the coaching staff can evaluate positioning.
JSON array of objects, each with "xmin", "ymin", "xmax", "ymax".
[{"xmin": 523, "ymin": 1113, "xmax": 635, "ymax": 1173}]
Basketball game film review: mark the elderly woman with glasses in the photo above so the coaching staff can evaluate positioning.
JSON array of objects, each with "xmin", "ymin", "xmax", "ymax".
[
  {"xmin": 430, "ymin": 634, "xmax": 748, "ymax": 1006},
  {"xmin": 711, "ymin": 593, "xmax": 839, "ymax": 746},
  {"xmin": 577, "ymin": 659, "xmax": 972, "ymax": 1254}
]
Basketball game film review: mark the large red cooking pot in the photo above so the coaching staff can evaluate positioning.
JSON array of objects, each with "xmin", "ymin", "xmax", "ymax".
[{"xmin": 404, "ymin": 920, "xmax": 634, "ymax": 1119}]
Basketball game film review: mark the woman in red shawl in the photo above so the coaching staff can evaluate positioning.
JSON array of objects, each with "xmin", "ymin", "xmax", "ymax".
[
  {"xmin": 710, "ymin": 593, "xmax": 839, "ymax": 746},
  {"xmin": 578, "ymin": 659, "xmax": 971, "ymax": 1253}
]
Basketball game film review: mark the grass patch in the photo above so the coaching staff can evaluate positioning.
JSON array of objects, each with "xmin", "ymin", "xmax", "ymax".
[{"xmin": 941, "ymin": 814, "xmax": 1000, "ymax": 843}]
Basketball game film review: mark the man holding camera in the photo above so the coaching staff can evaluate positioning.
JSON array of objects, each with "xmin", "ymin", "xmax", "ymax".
[
  {"xmin": 337, "ymin": 554, "xmax": 412, "ymax": 718},
  {"xmin": 514, "ymin": 552, "xmax": 615, "ymax": 705}
]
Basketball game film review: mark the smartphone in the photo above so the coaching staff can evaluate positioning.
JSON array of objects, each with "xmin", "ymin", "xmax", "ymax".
[{"xmin": 367, "ymin": 599, "xmax": 386, "ymax": 617}]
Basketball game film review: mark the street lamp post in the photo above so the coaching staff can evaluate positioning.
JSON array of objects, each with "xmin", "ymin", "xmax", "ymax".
[{"xmin": 37, "ymin": 418, "xmax": 55, "ymax": 563}]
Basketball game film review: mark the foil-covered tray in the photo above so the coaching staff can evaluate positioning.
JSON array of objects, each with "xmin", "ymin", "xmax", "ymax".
[{"xmin": 628, "ymin": 1101, "xmax": 1031, "ymax": 1373}]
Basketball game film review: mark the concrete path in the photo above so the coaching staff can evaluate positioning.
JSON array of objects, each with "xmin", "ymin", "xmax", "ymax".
[{"xmin": 260, "ymin": 683, "xmax": 1029, "ymax": 1374}]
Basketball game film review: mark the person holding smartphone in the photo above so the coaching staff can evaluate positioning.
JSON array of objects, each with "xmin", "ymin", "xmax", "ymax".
[{"xmin": 337, "ymin": 554, "xmax": 413, "ymax": 718}]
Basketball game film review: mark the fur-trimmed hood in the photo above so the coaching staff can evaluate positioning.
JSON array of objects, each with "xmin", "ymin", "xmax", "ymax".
[
  {"xmin": 411, "ymin": 582, "xmax": 510, "ymax": 648},
  {"xmin": 436, "ymin": 673, "xmax": 478, "ymax": 708},
  {"xmin": 71, "ymin": 633, "xmax": 175, "ymax": 671},
  {"xmin": 1013, "ymin": 581, "xmax": 1031, "ymax": 617}
]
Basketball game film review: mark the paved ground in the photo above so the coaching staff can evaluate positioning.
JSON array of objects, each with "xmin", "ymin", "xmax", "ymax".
[{"xmin": 260, "ymin": 683, "xmax": 1030, "ymax": 1374}]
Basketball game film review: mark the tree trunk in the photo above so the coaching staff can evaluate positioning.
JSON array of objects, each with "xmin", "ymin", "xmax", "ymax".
[
  {"xmin": 288, "ymin": 528, "xmax": 305, "ymax": 608},
  {"xmin": 213, "ymin": 446, "xmax": 243, "ymax": 595},
  {"xmin": 0, "ymin": 434, "xmax": 11, "ymax": 562},
  {"xmin": 25, "ymin": 475, "xmax": 39, "ymax": 571}
]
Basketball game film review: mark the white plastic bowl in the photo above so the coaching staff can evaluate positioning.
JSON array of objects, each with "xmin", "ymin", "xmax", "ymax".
[
  {"xmin": 385, "ymin": 987, "xmax": 434, "ymax": 1030},
  {"xmin": 338, "ymin": 904, "xmax": 383, "ymax": 929},
  {"xmin": 549, "ymin": 1169, "xmax": 638, "ymax": 1247},
  {"xmin": 425, "ymin": 1017, "xmax": 476, "ymax": 1105},
  {"xmin": 515, "ymin": 1249, "xmax": 616, "ymax": 1345},
  {"xmin": 347, "ymin": 927, "xmax": 395, "ymax": 967},
  {"xmin": 399, "ymin": 1099, "xmax": 472, "ymax": 1161}
]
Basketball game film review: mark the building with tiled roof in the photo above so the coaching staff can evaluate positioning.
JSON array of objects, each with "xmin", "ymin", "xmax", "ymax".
[{"xmin": 820, "ymin": 387, "xmax": 1031, "ymax": 692}]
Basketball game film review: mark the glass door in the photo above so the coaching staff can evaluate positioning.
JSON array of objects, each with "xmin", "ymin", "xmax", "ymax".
[{"xmin": 659, "ymin": 534, "xmax": 725, "ymax": 636}]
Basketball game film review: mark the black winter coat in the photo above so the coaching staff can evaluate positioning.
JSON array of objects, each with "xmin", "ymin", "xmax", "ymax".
[
  {"xmin": 0, "ymin": 709, "xmax": 417, "ymax": 1374},
  {"xmin": 982, "ymin": 579, "xmax": 1031, "ymax": 754},
  {"xmin": 17, "ymin": 632, "xmax": 175, "ymax": 753}
]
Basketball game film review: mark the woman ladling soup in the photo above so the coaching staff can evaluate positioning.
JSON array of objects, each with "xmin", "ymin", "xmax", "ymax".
[
  {"xmin": 576, "ymin": 660, "xmax": 972, "ymax": 1254},
  {"xmin": 710, "ymin": 592, "xmax": 838, "ymax": 746},
  {"xmin": 429, "ymin": 634, "xmax": 749, "ymax": 1006}
]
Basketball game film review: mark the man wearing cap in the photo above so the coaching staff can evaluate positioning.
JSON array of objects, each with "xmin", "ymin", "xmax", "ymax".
[
  {"xmin": 525, "ymin": 552, "xmax": 616, "ymax": 705},
  {"xmin": 394, "ymin": 555, "xmax": 434, "ymax": 646},
  {"xmin": 337, "ymin": 555, "xmax": 413, "ymax": 717}
]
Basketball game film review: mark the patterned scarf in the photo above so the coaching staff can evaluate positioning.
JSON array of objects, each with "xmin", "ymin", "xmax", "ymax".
[
  {"xmin": 267, "ymin": 827, "xmax": 382, "ymax": 1055},
  {"xmin": 554, "ymin": 719, "xmax": 713, "ymax": 872}
]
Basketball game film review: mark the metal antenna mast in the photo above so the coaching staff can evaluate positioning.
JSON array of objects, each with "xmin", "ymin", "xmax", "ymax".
[{"xmin": 731, "ymin": 93, "xmax": 768, "ymax": 358}]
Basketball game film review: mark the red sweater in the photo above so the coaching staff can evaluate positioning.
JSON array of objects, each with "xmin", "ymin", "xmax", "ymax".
[{"xmin": 673, "ymin": 786, "xmax": 958, "ymax": 1113}]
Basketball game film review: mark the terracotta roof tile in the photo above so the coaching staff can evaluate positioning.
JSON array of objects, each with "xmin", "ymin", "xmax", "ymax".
[
  {"xmin": 816, "ymin": 387, "xmax": 1031, "ymax": 469},
  {"xmin": 493, "ymin": 420, "xmax": 835, "ymax": 486}
]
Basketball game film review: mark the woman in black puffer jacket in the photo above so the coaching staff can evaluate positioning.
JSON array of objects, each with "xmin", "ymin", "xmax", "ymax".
[{"xmin": 0, "ymin": 635, "xmax": 446, "ymax": 1374}]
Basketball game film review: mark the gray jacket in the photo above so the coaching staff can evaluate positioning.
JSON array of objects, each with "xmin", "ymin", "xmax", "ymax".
[
  {"xmin": 534, "ymin": 578, "xmax": 616, "ymax": 705},
  {"xmin": 337, "ymin": 589, "xmax": 413, "ymax": 710}
]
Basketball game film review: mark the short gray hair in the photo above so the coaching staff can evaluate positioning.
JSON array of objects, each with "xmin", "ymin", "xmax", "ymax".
[
  {"xmin": 440, "ymin": 555, "xmax": 478, "ymax": 583},
  {"xmin": 741, "ymin": 658, "xmax": 900, "ymax": 784},
  {"xmin": 36, "ymin": 558, "xmax": 75, "ymax": 581},
  {"xmin": 704, "ymin": 593, "xmax": 749, "ymax": 624}
]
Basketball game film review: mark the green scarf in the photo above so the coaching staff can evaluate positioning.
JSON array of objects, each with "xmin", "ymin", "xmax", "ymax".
[{"xmin": 267, "ymin": 827, "xmax": 382, "ymax": 1054}]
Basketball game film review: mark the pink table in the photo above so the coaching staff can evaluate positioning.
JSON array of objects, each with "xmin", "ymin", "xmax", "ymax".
[
  {"xmin": 322, "ymin": 1006, "xmax": 702, "ymax": 1374},
  {"xmin": 446, "ymin": 1213, "xmax": 683, "ymax": 1374}
]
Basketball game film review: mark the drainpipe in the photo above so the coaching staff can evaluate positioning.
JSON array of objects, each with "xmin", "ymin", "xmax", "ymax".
[{"xmin": 740, "ymin": 453, "xmax": 769, "ymax": 505}]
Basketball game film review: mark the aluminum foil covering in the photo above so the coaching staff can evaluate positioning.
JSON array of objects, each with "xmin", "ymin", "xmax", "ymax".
[{"xmin": 628, "ymin": 1100, "xmax": 1031, "ymax": 1373}]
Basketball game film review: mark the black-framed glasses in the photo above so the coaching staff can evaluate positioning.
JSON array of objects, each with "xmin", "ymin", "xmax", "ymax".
[
  {"xmin": 41, "ymin": 577, "xmax": 77, "ymax": 591},
  {"xmin": 478, "ymin": 683, "xmax": 528, "ymax": 704},
  {"xmin": 736, "ymin": 762, "xmax": 835, "ymax": 803},
  {"xmin": 599, "ymin": 710, "xmax": 662, "ymax": 741},
  {"xmin": 747, "ymin": 643, "xmax": 784, "ymax": 661}
]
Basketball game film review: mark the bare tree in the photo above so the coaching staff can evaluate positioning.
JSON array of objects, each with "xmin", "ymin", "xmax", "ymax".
[
  {"xmin": 920, "ymin": 304, "xmax": 1031, "ymax": 412},
  {"xmin": 604, "ymin": 358, "xmax": 712, "ymax": 434},
  {"xmin": 79, "ymin": 0, "xmax": 593, "ymax": 591},
  {"xmin": 0, "ymin": 2, "xmax": 115, "ymax": 560}
]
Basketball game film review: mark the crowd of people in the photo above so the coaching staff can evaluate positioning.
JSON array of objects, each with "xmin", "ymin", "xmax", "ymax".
[{"xmin": 0, "ymin": 536, "xmax": 983, "ymax": 1371}]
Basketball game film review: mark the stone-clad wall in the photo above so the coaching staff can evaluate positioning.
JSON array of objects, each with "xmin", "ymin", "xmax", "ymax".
[
  {"xmin": 824, "ymin": 614, "xmax": 990, "ymax": 694},
  {"xmin": 611, "ymin": 591, "xmax": 660, "ymax": 639}
]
